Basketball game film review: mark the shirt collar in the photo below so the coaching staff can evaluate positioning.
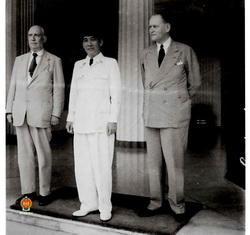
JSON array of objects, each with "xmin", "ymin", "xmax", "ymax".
[
  {"xmin": 156, "ymin": 37, "xmax": 172, "ymax": 53},
  {"xmin": 30, "ymin": 49, "xmax": 44, "ymax": 57},
  {"xmin": 86, "ymin": 52, "xmax": 104, "ymax": 63}
]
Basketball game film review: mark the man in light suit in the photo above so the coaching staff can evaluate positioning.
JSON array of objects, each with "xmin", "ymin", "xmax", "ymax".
[
  {"xmin": 6, "ymin": 25, "xmax": 65, "ymax": 206},
  {"xmin": 66, "ymin": 31, "xmax": 121, "ymax": 222},
  {"xmin": 139, "ymin": 14, "xmax": 201, "ymax": 221}
]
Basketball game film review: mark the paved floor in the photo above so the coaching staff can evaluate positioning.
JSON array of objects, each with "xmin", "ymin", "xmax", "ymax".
[
  {"xmin": 6, "ymin": 133, "xmax": 245, "ymax": 234},
  {"xmin": 7, "ymin": 220, "xmax": 72, "ymax": 235}
]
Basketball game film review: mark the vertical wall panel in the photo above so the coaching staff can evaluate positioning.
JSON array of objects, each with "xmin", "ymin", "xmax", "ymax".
[
  {"xmin": 17, "ymin": 0, "xmax": 35, "ymax": 55},
  {"xmin": 193, "ymin": 57, "xmax": 221, "ymax": 126}
]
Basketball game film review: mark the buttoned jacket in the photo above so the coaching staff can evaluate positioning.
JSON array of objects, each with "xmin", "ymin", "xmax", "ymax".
[
  {"xmin": 67, "ymin": 53, "xmax": 121, "ymax": 133},
  {"xmin": 6, "ymin": 51, "xmax": 65, "ymax": 128},
  {"xmin": 140, "ymin": 40, "xmax": 201, "ymax": 128}
]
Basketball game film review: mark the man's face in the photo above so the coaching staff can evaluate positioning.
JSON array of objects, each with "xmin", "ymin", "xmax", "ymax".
[
  {"xmin": 28, "ymin": 26, "xmax": 45, "ymax": 52},
  {"xmin": 149, "ymin": 15, "xmax": 170, "ymax": 43},
  {"xmin": 82, "ymin": 36, "xmax": 103, "ymax": 58}
]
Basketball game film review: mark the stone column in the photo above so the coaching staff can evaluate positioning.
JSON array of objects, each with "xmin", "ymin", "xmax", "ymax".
[
  {"xmin": 6, "ymin": 0, "xmax": 35, "ymax": 134},
  {"xmin": 117, "ymin": 0, "xmax": 153, "ymax": 142},
  {"xmin": 6, "ymin": 0, "xmax": 17, "ymax": 97}
]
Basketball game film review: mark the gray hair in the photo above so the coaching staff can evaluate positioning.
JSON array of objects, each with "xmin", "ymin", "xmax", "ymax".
[{"xmin": 28, "ymin": 25, "xmax": 46, "ymax": 36}]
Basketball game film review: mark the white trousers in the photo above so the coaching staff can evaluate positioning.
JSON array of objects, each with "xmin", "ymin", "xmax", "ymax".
[{"xmin": 74, "ymin": 132, "xmax": 114, "ymax": 214}]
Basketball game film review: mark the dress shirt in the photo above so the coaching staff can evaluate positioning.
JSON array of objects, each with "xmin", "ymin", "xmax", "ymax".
[
  {"xmin": 27, "ymin": 49, "xmax": 44, "ymax": 83},
  {"xmin": 156, "ymin": 37, "xmax": 172, "ymax": 55}
]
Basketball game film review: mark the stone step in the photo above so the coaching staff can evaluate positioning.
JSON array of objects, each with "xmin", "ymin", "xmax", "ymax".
[{"xmin": 6, "ymin": 209, "xmax": 146, "ymax": 235}]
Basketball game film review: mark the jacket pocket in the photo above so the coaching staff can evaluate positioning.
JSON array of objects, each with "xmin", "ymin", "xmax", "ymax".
[{"xmin": 178, "ymin": 90, "xmax": 190, "ymax": 103}]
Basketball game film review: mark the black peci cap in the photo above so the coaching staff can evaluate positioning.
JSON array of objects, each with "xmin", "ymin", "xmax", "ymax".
[{"xmin": 82, "ymin": 27, "xmax": 103, "ymax": 41}]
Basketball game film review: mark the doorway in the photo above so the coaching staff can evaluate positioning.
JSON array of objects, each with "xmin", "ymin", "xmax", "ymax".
[{"xmin": 34, "ymin": 0, "xmax": 119, "ymax": 108}]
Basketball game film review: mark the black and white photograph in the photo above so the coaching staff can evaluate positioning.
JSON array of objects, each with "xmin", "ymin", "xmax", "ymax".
[{"xmin": 5, "ymin": 0, "xmax": 245, "ymax": 234}]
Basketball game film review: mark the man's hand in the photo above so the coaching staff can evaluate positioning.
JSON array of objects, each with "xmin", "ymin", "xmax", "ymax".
[
  {"xmin": 107, "ymin": 122, "xmax": 117, "ymax": 136},
  {"xmin": 51, "ymin": 116, "xmax": 60, "ymax": 126},
  {"xmin": 66, "ymin": 121, "xmax": 74, "ymax": 134},
  {"xmin": 6, "ymin": 114, "xmax": 13, "ymax": 124}
]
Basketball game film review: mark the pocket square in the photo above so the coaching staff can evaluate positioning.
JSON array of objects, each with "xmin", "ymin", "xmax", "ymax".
[{"xmin": 176, "ymin": 60, "xmax": 183, "ymax": 66}]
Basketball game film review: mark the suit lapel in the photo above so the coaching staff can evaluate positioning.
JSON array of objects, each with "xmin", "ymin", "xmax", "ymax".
[
  {"xmin": 150, "ymin": 41, "xmax": 179, "ymax": 88},
  {"xmin": 32, "ymin": 51, "xmax": 50, "ymax": 78},
  {"xmin": 160, "ymin": 41, "xmax": 179, "ymax": 73},
  {"xmin": 20, "ymin": 53, "xmax": 30, "ymax": 80},
  {"xmin": 27, "ymin": 51, "xmax": 50, "ymax": 87},
  {"xmin": 148, "ymin": 45, "xmax": 158, "ymax": 69}
]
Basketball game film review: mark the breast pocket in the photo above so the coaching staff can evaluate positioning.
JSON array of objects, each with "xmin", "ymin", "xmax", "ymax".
[
  {"xmin": 91, "ymin": 73, "xmax": 109, "ymax": 91},
  {"xmin": 91, "ymin": 70, "xmax": 109, "ymax": 80}
]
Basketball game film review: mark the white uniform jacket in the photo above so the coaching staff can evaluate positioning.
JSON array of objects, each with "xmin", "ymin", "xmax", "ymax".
[{"xmin": 67, "ymin": 53, "xmax": 121, "ymax": 133}]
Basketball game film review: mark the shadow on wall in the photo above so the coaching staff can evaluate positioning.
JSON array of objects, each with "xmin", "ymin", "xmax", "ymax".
[{"xmin": 188, "ymin": 104, "xmax": 218, "ymax": 152}]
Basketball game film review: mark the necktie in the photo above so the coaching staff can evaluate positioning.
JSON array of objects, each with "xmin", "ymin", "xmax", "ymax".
[
  {"xmin": 29, "ymin": 53, "xmax": 38, "ymax": 77},
  {"xmin": 158, "ymin": 44, "xmax": 165, "ymax": 67},
  {"xmin": 89, "ymin": 58, "xmax": 93, "ymax": 66}
]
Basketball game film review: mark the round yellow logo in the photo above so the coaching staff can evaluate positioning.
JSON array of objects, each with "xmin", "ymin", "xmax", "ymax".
[{"xmin": 20, "ymin": 196, "xmax": 32, "ymax": 211}]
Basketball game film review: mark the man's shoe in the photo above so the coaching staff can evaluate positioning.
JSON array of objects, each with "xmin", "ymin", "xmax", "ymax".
[
  {"xmin": 72, "ymin": 208, "xmax": 98, "ymax": 217},
  {"xmin": 15, "ymin": 192, "xmax": 37, "ymax": 206},
  {"xmin": 100, "ymin": 212, "xmax": 112, "ymax": 222},
  {"xmin": 173, "ymin": 212, "xmax": 186, "ymax": 222},
  {"xmin": 38, "ymin": 194, "xmax": 54, "ymax": 206},
  {"xmin": 137, "ymin": 207, "xmax": 163, "ymax": 217}
]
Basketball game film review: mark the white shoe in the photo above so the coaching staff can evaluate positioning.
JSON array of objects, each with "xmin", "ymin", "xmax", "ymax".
[
  {"xmin": 100, "ymin": 212, "xmax": 112, "ymax": 222},
  {"xmin": 72, "ymin": 209, "xmax": 95, "ymax": 217}
]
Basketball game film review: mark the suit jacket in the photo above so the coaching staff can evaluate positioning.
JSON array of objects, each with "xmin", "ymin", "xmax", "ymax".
[
  {"xmin": 67, "ymin": 53, "xmax": 121, "ymax": 133},
  {"xmin": 6, "ymin": 50, "xmax": 65, "ymax": 128},
  {"xmin": 140, "ymin": 40, "xmax": 201, "ymax": 128}
]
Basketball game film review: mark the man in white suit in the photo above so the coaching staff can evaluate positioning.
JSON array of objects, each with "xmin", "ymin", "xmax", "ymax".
[
  {"xmin": 66, "ymin": 32, "xmax": 121, "ymax": 222},
  {"xmin": 6, "ymin": 25, "xmax": 65, "ymax": 206}
]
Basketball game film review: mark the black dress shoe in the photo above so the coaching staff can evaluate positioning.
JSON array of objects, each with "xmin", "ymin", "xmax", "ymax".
[
  {"xmin": 137, "ymin": 207, "xmax": 163, "ymax": 217},
  {"xmin": 173, "ymin": 212, "xmax": 186, "ymax": 222},
  {"xmin": 38, "ymin": 194, "xmax": 54, "ymax": 206},
  {"xmin": 15, "ymin": 192, "xmax": 37, "ymax": 206}
]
